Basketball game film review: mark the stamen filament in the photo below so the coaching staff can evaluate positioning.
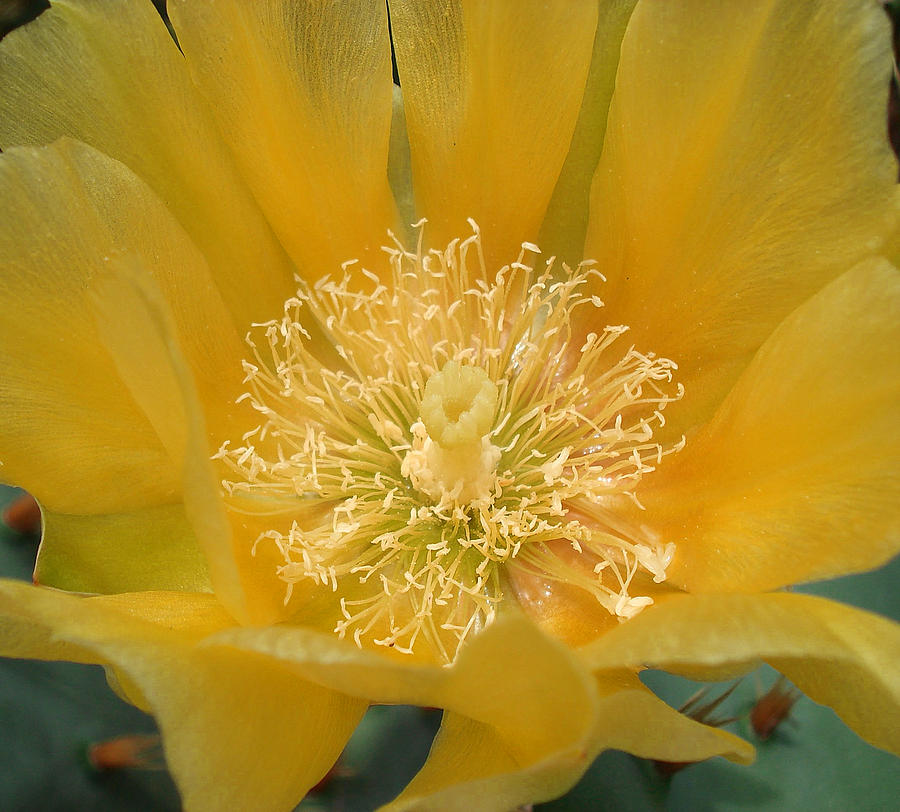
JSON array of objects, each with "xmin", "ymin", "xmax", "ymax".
[{"xmin": 216, "ymin": 222, "xmax": 683, "ymax": 662}]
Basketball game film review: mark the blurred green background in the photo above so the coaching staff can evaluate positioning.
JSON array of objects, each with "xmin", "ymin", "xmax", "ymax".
[{"xmin": 2, "ymin": 484, "xmax": 899, "ymax": 811}]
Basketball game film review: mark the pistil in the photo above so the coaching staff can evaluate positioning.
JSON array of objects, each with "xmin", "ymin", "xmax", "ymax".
[{"xmin": 401, "ymin": 361, "xmax": 501, "ymax": 506}]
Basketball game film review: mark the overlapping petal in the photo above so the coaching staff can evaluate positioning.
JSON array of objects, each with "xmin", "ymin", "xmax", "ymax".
[
  {"xmin": 168, "ymin": 0, "xmax": 396, "ymax": 279},
  {"xmin": 581, "ymin": 593, "xmax": 900, "ymax": 755},
  {"xmin": 390, "ymin": 0, "xmax": 597, "ymax": 265},
  {"xmin": 205, "ymin": 612, "xmax": 598, "ymax": 735},
  {"xmin": 0, "ymin": 0, "xmax": 296, "ymax": 328},
  {"xmin": 384, "ymin": 671, "xmax": 752, "ymax": 811},
  {"xmin": 86, "ymin": 262, "xmax": 246, "ymax": 618},
  {"xmin": 3, "ymin": 584, "xmax": 752, "ymax": 812},
  {"xmin": 0, "ymin": 140, "xmax": 240, "ymax": 513},
  {"xmin": 585, "ymin": 0, "xmax": 899, "ymax": 437},
  {"xmin": 203, "ymin": 610, "xmax": 753, "ymax": 810},
  {"xmin": 0, "ymin": 139, "xmax": 248, "ymax": 603},
  {"xmin": 0, "ymin": 582, "xmax": 365, "ymax": 812},
  {"xmin": 388, "ymin": 87, "xmax": 416, "ymax": 233},
  {"xmin": 539, "ymin": 0, "xmax": 639, "ymax": 266},
  {"xmin": 0, "ymin": 0, "xmax": 896, "ymax": 809},
  {"xmin": 641, "ymin": 259, "xmax": 900, "ymax": 593}
]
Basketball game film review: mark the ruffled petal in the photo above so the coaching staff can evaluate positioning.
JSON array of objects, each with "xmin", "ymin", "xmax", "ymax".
[
  {"xmin": 168, "ymin": 0, "xmax": 396, "ymax": 279},
  {"xmin": 213, "ymin": 612, "xmax": 746, "ymax": 809},
  {"xmin": 385, "ymin": 712, "xmax": 569, "ymax": 812},
  {"xmin": 0, "ymin": 582, "xmax": 365, "ymax": 812},
  {"xmin": 383, "ymin": 671, "xmax": 751, "ymax": 811},
  {"xmin": 390, "ymin": 0, "xmax": 597, "ymax": 265},
  {"xmin": 581, "ymin": 593, "xmax": 900, "ymax": 755},
  {"xmin": 642, "ymin": 260, "xmax": 900, "ymax": 593},
  {"xmin": 0, "ymin": 0, "xmax": 296, "ymax": 327},
  {"xmin": 539, "ymin": 0, "xmax": 639, "ymax": 266},
  {"xmin": 206, "ymin": 612, "xmax": 599, "ymax": 761},
  {"xmin": 584, "ymin": 671, "xmax": 753, "ymax": 765},
  {"xmin": 585, "ymin": 0, "xmax": 899, "ymax": 436},
  {"xmin": 381, "ymin": 712, "xmax": 584, "ymax": 812}
]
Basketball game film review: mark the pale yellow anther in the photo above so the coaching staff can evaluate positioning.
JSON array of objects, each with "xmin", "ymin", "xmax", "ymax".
[
  {"xmin": 223, "ymin": 224, "xmax": 683, "ymax": 660},
  {"xmin": 420, "ymin": 361, "xmax": 498, "ymax": 448}
]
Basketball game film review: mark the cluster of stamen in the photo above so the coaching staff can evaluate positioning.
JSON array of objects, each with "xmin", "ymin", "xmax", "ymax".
[{"xmin": 216, "ymin": 221, "xmax": 683, "ymax": 663}]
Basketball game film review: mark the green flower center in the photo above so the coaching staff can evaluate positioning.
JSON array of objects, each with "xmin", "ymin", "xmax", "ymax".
[{"xmin": 216, "ymin": 222, "xmax": 683, "ymax": 662}]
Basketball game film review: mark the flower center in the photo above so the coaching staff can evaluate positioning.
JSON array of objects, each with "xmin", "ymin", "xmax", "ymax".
[{"xmin": 216, "ymin": 221, "xmax": 683, "ymax": 662}]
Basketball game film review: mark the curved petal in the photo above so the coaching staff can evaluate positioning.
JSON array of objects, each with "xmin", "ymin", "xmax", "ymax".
[
  {"xmin": 584, "ymin": 0, "xmax": 899, "ymax": 437},
  {"xmin": 583, "ymin": 672, "xmax": 753, "ymax": 765},
  {"xmin": 538, "ymin": 0, "xmax": 639, "ymax": 267},
  {"xmin": 0, "ymin": 139, "xmax": 260, "ymax": 601},
  {"xmin": 35, "ymin": 503, "xmax": 211, "ymax": 595},
  {"xmin": 0, "ymin": 582, "xmax": 366, "ymax": 811},
  {"xmin": 168, "ymin": 0, "xmax": 396, "ymax": 280},
  {"xmin": 88, "ymin": 260, "xmax": 248, "ymax": 620},
  {"xmin": 0, "ymin": 139, "xmax": 248, "ymax": 554},
  {"xmin": 0, "ymin": 143, "xmax": 176, "ymax": 514},
  {"xmin": 383, "ymin": 671, "xmax": 751, "ymax": 811},
  {"xmin": 642, "ymin": 260, "xmax": 900, "ymax": 593},
  {"xmin": 382, "ymin": 712, "xmax": 586, "ymax": 812},
  {"xmin": 206, "ymin": 612, "xmax": 600, "ymax": 766},
  {"xmin": 390, "ymin": 0, "xmax": 597, "ymax": 265},
  {"xmin": 0, "ymin": 0, "xmax": 296, "ymax": 327},
  {"xmin": 508, "ymin": 534, "xmax": 686, "ymax": 649},
  {"xmin": 580, "ymin": 593, "xmax": 900, "ymax": 755},
  {"xmin": 508, "ymin": 559, "xmax": 622, "ymax": 647},
  {"xmin": 48, "ymin": 141, "xmax": 245, "ymax": 437}
]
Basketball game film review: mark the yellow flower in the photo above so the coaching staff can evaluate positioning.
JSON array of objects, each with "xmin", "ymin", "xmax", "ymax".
[{"xmin": 0, "ymin": 0, "xmax": 899, "ymax": 809}]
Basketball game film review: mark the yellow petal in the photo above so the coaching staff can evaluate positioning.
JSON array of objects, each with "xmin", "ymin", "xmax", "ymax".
[
  {"xmin": 168, "ymin": 0, "xmax": 396, "ymax": 279},
  {"xmin": 585, "ymin": 671, "xmax": 753, "ymax": 765},
  {"xmin": 585, "ymin": 0, "xmax": 899, "ymax": 437},
  {"xmin": 507, "ymin": 556, "xmax": 622, "ymax": 646},
  {"xmin": 0, "ymin": 138, "xmax": 262, "ymax": 610},
  {"xmin": 88, "ymin": 261, "xmax": 248, "ymax": 621},
  {"xmin": 390, "ymin": 0, "xmax": 597, "ymax": 265},
  {"xmin": 0, "ymin": 0, "xmax": 295, "ymax": 327},
  {"xmin": 0, "ymin": 582, "xmax": 365, "ymax": 811},
  {"xmin": 381, "ymin": 712, "xmax": 584, "ymax": 812},
  {"xmin": 50, "ymin": 141, "xmax": 245, "ymax": 439},
  {"xmin": 0, "ymin": 144, "xmax": 176, "ymax": 513},
  {"xmin": 539, "ymin": 0, "xmax": 639, "ymax": 267},
  {"xmin": 223, "ymin": 506, "xmax": 328, "ymax": 626},
  {"xmin": 581, "ymin": 593, "xmax": 900, "ymax": 755},
  {"xmin": 0, "ymin": 138, "xmax": 247, "ymax": 501},
  {"xmin": 643, "ymin": 260, "xmax": 900, "ymax": 593},
  {"xmin": 0, "ymin": 582, "xmax": 98, "ymax": 665},
  {"xmin": 383, "ymin": 671, "xmax": 751, "ymax": 811},
  {"xmin": 35, "ymin": 503, "xmax": 211, "ymax": 595},
  {"xmin": 206, "ymin": 612, "xmax": 599, "ymax": 756}
]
